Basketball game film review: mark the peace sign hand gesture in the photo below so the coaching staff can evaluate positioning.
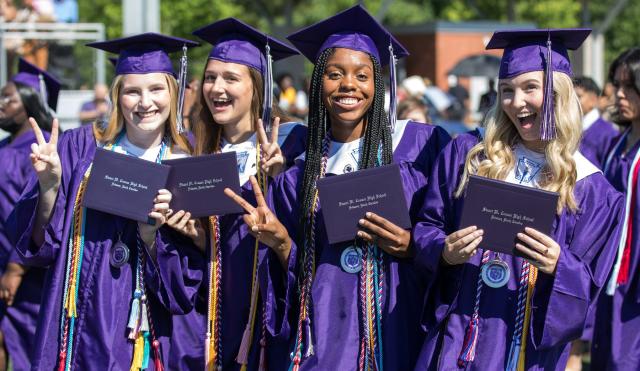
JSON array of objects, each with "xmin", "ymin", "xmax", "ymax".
[
  {"xmin": 256, "ymin": 117, "xmax": 285, "ymax": 178},
  {"xmin": 29, "ymin": 117, "xmax": 61, "ymax": 191},
  {"xmin": 224, "ymin": 175, "xmax": 291, "ymax": 268}
]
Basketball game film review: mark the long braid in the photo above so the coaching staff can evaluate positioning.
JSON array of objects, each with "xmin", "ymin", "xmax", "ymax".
[{"xmin": 359, "ymin": 55, "xmax": 393, "ymax": 169}]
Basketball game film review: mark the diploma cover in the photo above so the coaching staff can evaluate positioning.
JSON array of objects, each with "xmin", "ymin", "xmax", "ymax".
[
  {"xmin": 83, "ymin": 148, "xmax": 170, "ymax": 223},
  {"xmin": 317, "ymin": 164, "xmax": 411, "ymax": 244},
  {"xmin": 163, "ymin": 152, "xmax": 243, "ymax": 217},
  {"xmin": 459, "ymin": 175, "xmax": 559, "ymax": 255}
]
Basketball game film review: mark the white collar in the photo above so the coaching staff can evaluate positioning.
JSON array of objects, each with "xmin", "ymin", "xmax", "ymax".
[
  {"xmin": 582, "ymin": 108, "xmax": 600, "ymax": 131},
  {"xmin": 296, "ymin": 119, "xmax": 409, "ymax": 175}
]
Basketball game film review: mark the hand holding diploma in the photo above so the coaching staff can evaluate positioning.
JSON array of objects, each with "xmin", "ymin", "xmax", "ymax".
[
  {"xmin": 442, "ymin": 226, "xmax": 484, "ymax": 265},
  {"xmin": 357, "ymin": 212, "xmax": 412, "ymax": 258},
  {"xmin": 138, "ymin": 189, "xmax": 173, "ymax": 255},
  {"xmin": 166, "ymin": 210, "xmax": 206, "ymax": 252},
  {"xmin": 224, "ymin": 175, "xmax": 291, "ymax": 268},
  {"xmin": 516, "ymin": 227, "xmax": 560, "ymax": 275},
  {"xmin": 257, "ymin": 117, "xmax": 285, "ymax": 177}
]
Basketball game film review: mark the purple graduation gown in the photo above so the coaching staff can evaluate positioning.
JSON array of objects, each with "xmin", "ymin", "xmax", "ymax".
[
  {"xmin": 0, "ymin": 130, "xmax": 48, "ymax": 371},
  {"xmin": 7, "ymin": 124, "xmax": 204, "ymax": 370},
  {"xmin": 412, "ymin": 132, "xmax": 623, "ymax": 370},
  {"xmin": 168, "ymin": 123, "xmax": 308, "ymax": 370},
  {"xmin": 580, "ymin": 117, "xmax": 619, "ymax": 169},
  {"xmin": 592, "ymin": 133, "xmax": 640, "ymax": 370},
  {"xmin": 262, "ymin": 122, "xmax": 451, "ymax": 370}
]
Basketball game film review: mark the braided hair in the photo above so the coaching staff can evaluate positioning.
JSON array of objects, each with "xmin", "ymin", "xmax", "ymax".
[{"xmin": 298, "ymin": 47, "xmax": 393, "ymax": 254}]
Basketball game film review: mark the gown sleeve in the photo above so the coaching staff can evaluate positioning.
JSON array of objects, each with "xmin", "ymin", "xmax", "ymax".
[{"xmin": 530, "ymin": 176, "xmax": 624, "ymax": 348}]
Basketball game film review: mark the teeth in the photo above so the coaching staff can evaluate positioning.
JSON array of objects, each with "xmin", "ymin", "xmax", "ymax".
[
  {"xmin": 337, "ymin": 97, "xmax": 359, "ymax": 105},
  {"xmin": 213, "ymin": 98, "xmax": 230, "ymax": 103},
  {"xmin": 137, "ymin": 111, "xmax": 156, "ymax": 118},
  {"xmin": 517, "ymin": 113, "xmax": 535, "ymax": 118}
]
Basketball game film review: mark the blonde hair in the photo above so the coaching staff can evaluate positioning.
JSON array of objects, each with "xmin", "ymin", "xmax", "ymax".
[
  {"xmin": 93, "ymin": 74, "xmax": 191, "ymax": 153},
  {"xmin": 455, "ymin": 72, "xmax": 583, "ymax": 214}
]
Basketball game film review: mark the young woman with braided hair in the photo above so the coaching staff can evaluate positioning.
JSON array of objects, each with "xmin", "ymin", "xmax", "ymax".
[
  {"xmin": 225, "ymin": 5, "xmax": 450, "ymax": 370},
  {"xmin": 412, "ymin": 29, "xmax": 623, "ymax": 370}
]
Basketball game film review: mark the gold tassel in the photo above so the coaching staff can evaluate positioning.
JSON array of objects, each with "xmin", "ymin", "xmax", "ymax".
[
  {"xmin": 130, "ymin": 333, "xmax": 144, "ymax": 371},
  {"xmin": 517, "ymin": 267, "xmax": 538, "ymax": 371}
]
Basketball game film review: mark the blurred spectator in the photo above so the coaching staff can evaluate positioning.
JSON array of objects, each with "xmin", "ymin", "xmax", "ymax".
[
  {"xmin": 398, "ymin": 96, "xmax": 430, "ymax": 124},
  {"xmin": 277, "ymin": 73, "xmax": 297, "ymax": 112},
  {"xmin": 78, "ymin": 83, "xmax": 109, "ymax": 126},
  {"xmin": 183, "ymin": 78, "xmax": 200, "ymax": 132},
  {"xmin": 291, "ymin": 76, "xmax": 309, "ymax": 122},
  {"xmin": 8, "ymin": 0, "xmax": 55, "ymax": 70},
  {"xmin": 478, "ymin": 78, "xmax": 497, "ymax": 116},
  {"xmin": 446, "ymin": 74, "xmax": 469, "ymax": 122},
  {"xmin": 0, "ymin": 0, "xmax": 17, "ymax": 19},
  {"xmin": 599, "ymin": 81, "xmax": 617, "ymax": 122},
  {"xmin": 53, "ymin": 0, "xmax": 77, "ymax": 23},
  {"xmin": 573, "ymin": 75, "xmax": 619, "ymax": 168}
]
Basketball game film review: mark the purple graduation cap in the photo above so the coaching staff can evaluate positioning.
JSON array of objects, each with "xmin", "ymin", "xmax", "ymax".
[
  {"xmin": 87, "ymin": 32, "xmax": 198, "ymax": 132},
  {"xmin": 11, "ymin": 58, "xmax": 61, "ymax": 111},
  {"xmin": 486, "ymin": 28, "xmax": 591, "ymax": 141},
  {"xmin": 287, "ymin": 5, "xmax": 409, "ymax": 131},
  {"xmin": 192, "ymin": 18, "xmax": 299, "ymax": 131}
]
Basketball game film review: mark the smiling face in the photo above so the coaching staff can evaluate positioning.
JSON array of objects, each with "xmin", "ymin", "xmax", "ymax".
[
  {"xmin": 613, "ymin": 65, "xmax": 640, "ymax": 123},
  {"xmin": 499, "ymin": 71, "xmax": 545, "ymax": 150},
  {"xmin": 119, "ymin": 73, "xmax": 171, "ymax": 136},
  {"xmin": 0, "ymin": 83, "xmax": 27, "ymax": 131},
  {"xmin": 202, "ymin": 59, "xmax": 254, "ymax": 129},
  {"xmin": 322, "ymin": 48, "xmax": 375, "ymax": 134}
]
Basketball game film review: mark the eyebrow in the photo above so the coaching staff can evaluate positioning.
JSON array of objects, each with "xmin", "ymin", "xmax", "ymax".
[{"xmin": 325, "ymin": 62, "xmax": 373, "ymax": 71}]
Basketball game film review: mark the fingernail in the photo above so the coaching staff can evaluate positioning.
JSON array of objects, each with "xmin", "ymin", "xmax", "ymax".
[
  {"xmin": 357, "ymin": 231, "xmax": 363, "ymax": 237},
  {"xmin": 366, "ymin": 212, "xmax": 371, "ymax": 218},
  {"xmin": 359, "ymin": 219, "xmax": 365, "ymax": 225},
  {"xmin": 252, "ymin": 225, "xmax": 259, "ymax": 232},
  {"xmin": 517, "ymin": 233, "xmax": 524, "ymax": 238}
]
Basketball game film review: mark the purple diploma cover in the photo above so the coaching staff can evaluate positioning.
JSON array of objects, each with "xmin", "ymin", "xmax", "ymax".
[
  {"xmin": 316, "ymin": 164, "xmax": 411, "ymax": 244},
  {"xmin": 459, "ymin": 175, "xmax": 559, "ymax": 255},
  {"xmin": 83, "ymin": 148, "xmax": 171, "ymax": 223},
  {"xmin": 163, "ymin": 152, "xmax": 243, "ymax": 217}
]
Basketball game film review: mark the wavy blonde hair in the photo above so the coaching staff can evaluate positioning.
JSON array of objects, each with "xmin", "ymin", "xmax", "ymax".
[
  {"xmin": 93, "ymin": 73, "xmax": 191, "ymax": 152},
  {"xmin": 455, "ymin": 72, "xmax": 583, "ymax": 214}
]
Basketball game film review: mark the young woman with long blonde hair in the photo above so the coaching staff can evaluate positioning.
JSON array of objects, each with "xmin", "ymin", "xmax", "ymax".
[{"xmin": 412, "ymin": 29, "xmax": 623, "ymax": 370}]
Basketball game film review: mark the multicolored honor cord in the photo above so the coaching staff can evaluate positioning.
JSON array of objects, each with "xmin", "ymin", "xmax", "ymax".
[
  {"xmin": 290, "ymin": 136, "xmax": 386, "ymax": 371},
  {"xmin": 57, "ymin": 132, "xmax": 168, "ymax": 371}
]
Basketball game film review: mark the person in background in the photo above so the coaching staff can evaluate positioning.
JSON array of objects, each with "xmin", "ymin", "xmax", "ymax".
[
  {"xmin": 398, "ymin": 96, "xmax": 430, "ymax": 124},
  {"xmin": 277, "ymin": 72, "xmax": 297, "ymax": 112},
  {"xmin": 478, "ymin": 79, "xmax": 497, "ymax": 117},
  {"xmin": 592, "ymin": 47, "xmax": 640, "ymax": 371},
  {"xmin": 574, "ymin": 76, "xmax": 619, "ymax": 169},
  {"xmin": 0, "ymin": 58, "xmax": 58, "ymax": 371},
  {"xmin": 78, "ymin": 83, "xmax": 110, "ymax": 126}
]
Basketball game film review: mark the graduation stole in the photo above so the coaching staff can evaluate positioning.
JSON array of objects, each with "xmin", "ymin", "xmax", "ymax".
[
  {"xmin": 57, "ymin": 133, "xmax": 168, "ymax": 371},
  {"xmin": 457, "ymin": 251, "xmax": 538, "ymax": 370},
  {"xmin": 604, "ymin": 128, "xmax": 640, "ymax": 294},
  {"xmin": 290, "ymin": 135, "xmax": 386, "ymax": 371},
  {"xmin": 205, "ymin": 142, "xmax": 268, "ymax": 371}
]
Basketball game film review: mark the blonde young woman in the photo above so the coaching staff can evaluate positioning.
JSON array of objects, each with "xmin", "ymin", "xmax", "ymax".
[
  {"xmin": 412, "ymin": 29, "xmax": 623, "ymax": 370},
  {"xmin": 9, "ymin": 33, "xmax": 203, "ymax": 370}
]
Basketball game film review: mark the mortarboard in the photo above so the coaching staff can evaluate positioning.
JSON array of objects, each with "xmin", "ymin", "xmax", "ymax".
[
  {"xmin": 12, "ymin": 58, "xmax": 62, "ymax": 111},
  {"xmin": 87, "ymin": 32, "xmax": 199, "ymax": 132},
  {"xmin": 86, "ymin": 32, "xmax": 198, "ymax": 76},
  {"xmin": 287, "ymin": 5, "xmax": 409, "ymax": 130},
  {"xmin": 192, "ymin": 18, "xmax": 299, "ymax": 131},
  {"xmin": 486, "ymin": 28, "xmax": 591, "ymax": 140}
]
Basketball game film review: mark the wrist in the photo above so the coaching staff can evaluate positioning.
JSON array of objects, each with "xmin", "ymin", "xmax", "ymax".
[{"xmin": 441, "ymin": 251, "xmax": 456, "ymax": 266}]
